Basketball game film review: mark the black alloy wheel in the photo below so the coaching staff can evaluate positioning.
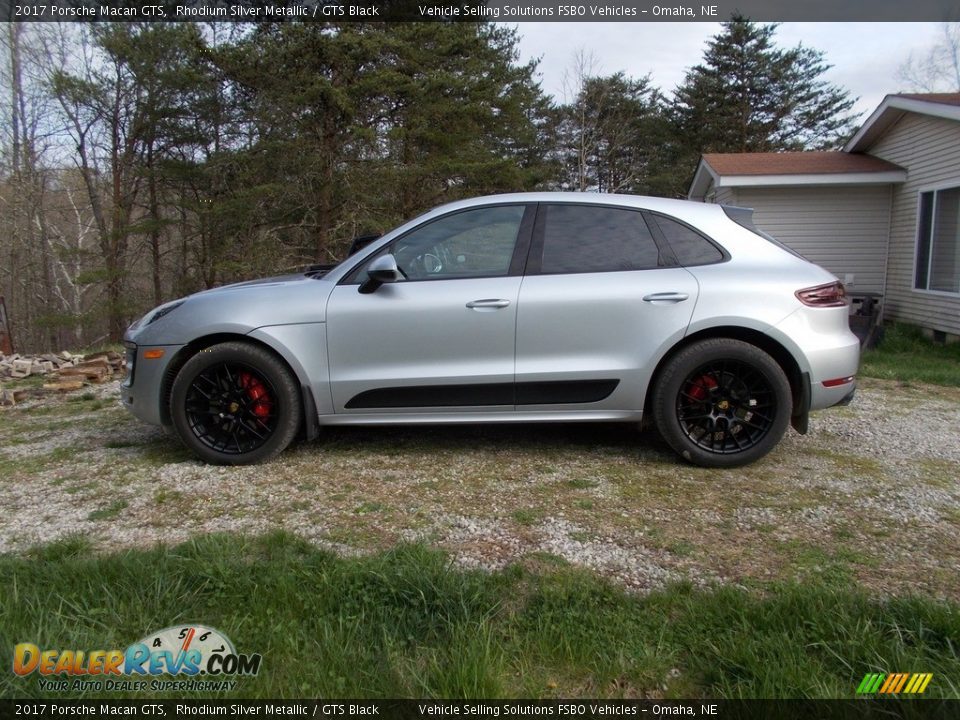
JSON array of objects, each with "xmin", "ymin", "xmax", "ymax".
[
  {"xmin": 184, "ymin": 362, "xmax": 279, "ymax": 455},
  {"xmin": 676, "ymin": 359, "xmax": 777, "ymax": 454},
  {"xmin": 652, "ymin": 338, "xmax": 792, "ymax": 468},
  {"xmin": 170, "ymin": 342, "xmax": 302, "ymax": 465}
]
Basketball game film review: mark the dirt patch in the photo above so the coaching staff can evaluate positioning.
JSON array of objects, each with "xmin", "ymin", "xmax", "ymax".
[{"xmin": 2, "ymin": 377, "xmax": 959, "ymax": 598}]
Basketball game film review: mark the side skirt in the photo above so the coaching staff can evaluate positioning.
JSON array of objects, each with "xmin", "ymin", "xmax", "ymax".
[
  {"xmin": 344, "ymin": 379, "xmax": 619, "ymax": 410},
  {"xmin": 316, "ymin": 409, "xmax": 644, "ymax": 426}
]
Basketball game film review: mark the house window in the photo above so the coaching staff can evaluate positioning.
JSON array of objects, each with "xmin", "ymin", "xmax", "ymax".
[{"xmin": 915, "ymin": 187, "xmax": 960, "ymax": 293}]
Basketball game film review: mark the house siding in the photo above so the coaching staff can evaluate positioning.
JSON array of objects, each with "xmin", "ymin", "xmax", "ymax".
[
  {"xmin": 712, "ymin": 186, "xmax": 737, "ymax": 205},
  {"xmin": 868, "ymin": 113, "xmax": 960, "ymax": 335},
  {"xmin": 693, "ymin": 177, "xmax": 737, "ymax": 205},
  {"xmin": 723, "ymin": 186, "xmax": 891, "ymax": 295}
]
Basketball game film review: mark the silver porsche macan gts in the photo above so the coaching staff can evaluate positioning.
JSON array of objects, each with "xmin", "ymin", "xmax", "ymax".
[{"xmin": 122, "ymin": 193, "xmax": 859, "ymax": 467}]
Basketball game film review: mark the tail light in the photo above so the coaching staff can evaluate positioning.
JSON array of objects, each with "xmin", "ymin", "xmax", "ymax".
[
  {"xmin": 795, "ymin": 281, "xmax": 848, "ymax": 308},
  {"xmin": 823, "ymin": 376, "xmax": 855, "ymax": 387}
]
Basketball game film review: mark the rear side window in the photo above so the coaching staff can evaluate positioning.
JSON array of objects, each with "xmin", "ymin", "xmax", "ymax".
[
  {"xmin": 540, "ymin": 205, "xmax": 661, "ymax": 273},
  {"xmin": 650, "ymin": 214, "xmax": 724, "ymax": 266}
]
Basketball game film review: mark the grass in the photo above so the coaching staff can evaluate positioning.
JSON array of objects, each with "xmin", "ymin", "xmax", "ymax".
[
  {"xmin": 0, "ymin": 446, "xmax": 77, "ymax": 477},
  {"xmin": 512, "ymin": 508, "xmax": 542, "ymax": 526},
  {"xmin": 2, "ymin": 532, "xmax": 958, "ymax": 700},
  {"xmin": 87, "ymin": 499, "xmax": 128, "ymax": 521},
  {"xmin": 860, "ymin": 322, "xmax": 960, "ymax": 386}
]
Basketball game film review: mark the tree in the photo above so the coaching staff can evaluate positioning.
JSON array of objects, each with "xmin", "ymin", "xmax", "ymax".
[
  {"xmin": 371, "ymin": 23, "xmax": 553, "ymax": 222},
  {"xmin": 898, "ymin": 22, "xmax": 960, "ymax": 92},
  {"xmin": 118, "ymin": 23, "xmax": 208, "ymax": 307},
  {"xmin": 213, "ymin": 22, "xmax": 386, "ymax": 265},
  {"xmin": 673, "ymin": 17, "xmax": 857, "ymax": 154},
  {"xmin": 214, "ymin": 22, "xmax": 553, "ymax": 265},
  {"xmin": 51, "ymin": 23, "xmax": 208, "ymax": 340},
  {"xmin": 554, "ymin": 63, "xmax": 672, "ymax": 195},
  {"xmin": 51, "ymin": 25, "xmax": 149, "ymax": 342},
  {"xmin": 1, "ymin": 22, "xmax": 560, "ymax": 350},
  {"xmin": 0, "ymin": 24, "xmax": 69, "ymax": 350}
]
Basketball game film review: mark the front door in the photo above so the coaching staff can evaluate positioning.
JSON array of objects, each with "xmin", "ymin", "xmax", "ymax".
[{"xmin": 326, "ymin": 204, "xmax": 533, "ymax": 413}]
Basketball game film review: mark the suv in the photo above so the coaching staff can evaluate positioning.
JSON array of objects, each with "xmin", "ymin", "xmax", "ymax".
[{"xmin": 122, "ymin": 193, "xmax": 859, "ymax": 468}]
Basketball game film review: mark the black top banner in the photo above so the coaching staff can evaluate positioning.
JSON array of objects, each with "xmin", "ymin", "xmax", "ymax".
[{"xmin": 2, "ymin": 0, "xmax": 960, "ymax": 23}]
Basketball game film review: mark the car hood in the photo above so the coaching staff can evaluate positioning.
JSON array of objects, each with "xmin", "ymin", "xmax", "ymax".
[
  {"xmin": 128, "ymin": 273, "xmax": 334, "ymax": 346},
  {"xmin": 193, "ymin": 273, "xmax": 313, "ymax": 294}
]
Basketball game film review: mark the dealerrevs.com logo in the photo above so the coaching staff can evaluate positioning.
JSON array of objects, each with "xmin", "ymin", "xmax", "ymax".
[{"xmin": 13, "ymin": 625, "xmax": 261, "ymax": 692}]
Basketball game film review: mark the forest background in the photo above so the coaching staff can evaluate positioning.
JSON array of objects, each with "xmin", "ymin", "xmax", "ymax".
[{"xmin": 1, "ymin": 19, "xmax": 955, "ymax": 352}]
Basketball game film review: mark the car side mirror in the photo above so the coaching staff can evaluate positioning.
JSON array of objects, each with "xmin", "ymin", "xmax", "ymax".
[{"xmin": 359, "ymin": 254, "xmax": 402, "ymax": 294}]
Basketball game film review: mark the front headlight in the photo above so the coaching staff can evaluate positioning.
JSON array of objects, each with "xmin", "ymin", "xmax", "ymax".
[
  {"xmin": 127, "ymin": 312, "xmax": 149, "ymax": 333},
  {"xmin": 147, "ymin": 300, "xmax": 185, "ymax": 325},
  {"xmin": 127, "ymin": 300, "xmax": 186, "ymax": 334}
]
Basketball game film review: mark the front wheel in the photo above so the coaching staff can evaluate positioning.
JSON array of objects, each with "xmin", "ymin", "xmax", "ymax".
[
  {"xmin": 652, "ymin": 338, "xmax": 792, "ymax": 468},
  {"xmin": 170, "ymin": 342, "xmax": 302, "ymax": 465}
]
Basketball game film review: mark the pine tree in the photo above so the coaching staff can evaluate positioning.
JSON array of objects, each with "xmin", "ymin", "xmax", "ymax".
[
  {"xmin": 554, "ymin": 72, "xmax": 673, "ymax": 195},
  {"xmin": 673, "ymin": 17, "xmax": 857, "ymax": 154},
  {"xmin": 371, "ymin": 23, "xmax": 554, "ymax": 221},
  {"xmin": 215, "ymin": 22, "xmax": 554, "ymax": 264}
]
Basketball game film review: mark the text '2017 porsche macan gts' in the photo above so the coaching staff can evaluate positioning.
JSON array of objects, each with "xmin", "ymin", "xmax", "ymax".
[{"xmin": 122, "ymin": 193, "xmax": 859, "ymax": 468}]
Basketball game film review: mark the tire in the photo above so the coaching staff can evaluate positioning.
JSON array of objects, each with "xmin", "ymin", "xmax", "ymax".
[
  {"xmin": 170, "ymin": 342, "xmax": 302, "ymax": 465},
  {"xmin": 652, "ymin": 338, "xmax": 792, "ymax": 468}
]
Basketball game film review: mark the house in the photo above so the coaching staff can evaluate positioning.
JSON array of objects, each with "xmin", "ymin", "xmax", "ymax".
[{"xmin": 688, "ymin": 93, "xmax": 960, "ymax": 340}]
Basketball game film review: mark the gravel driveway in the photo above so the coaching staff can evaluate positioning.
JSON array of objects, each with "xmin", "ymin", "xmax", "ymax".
[{"xmin": 2, "ymin": 377, "xmax": 959, "ymax": 598}]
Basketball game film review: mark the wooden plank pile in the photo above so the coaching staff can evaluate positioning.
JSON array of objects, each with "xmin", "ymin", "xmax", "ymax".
[
  {"xmin": 0, "ymin": 350, "xmax": 126, "ymax": 406},
  {"xmin": 0, "ymin": 387, "xmax": 31, "ymax": 405}
]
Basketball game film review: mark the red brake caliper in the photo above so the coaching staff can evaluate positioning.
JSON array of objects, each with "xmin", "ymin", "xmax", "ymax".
[
  {"xmin": 239, "ymin": 371, "xmax": 273, "ymax": 419},
  {"xmin": 687, "ymin": 374, "xmax": 717, "ymax": 402}
]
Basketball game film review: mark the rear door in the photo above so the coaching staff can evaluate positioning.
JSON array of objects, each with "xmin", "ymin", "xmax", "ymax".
[{"xmin": 515, "ymin": 203, "xmax": 699, "ymax": 412}]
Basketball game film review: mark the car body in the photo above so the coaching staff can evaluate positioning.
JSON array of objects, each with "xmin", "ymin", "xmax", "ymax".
[{"xmin": 122, "ymin": 192, "xmax": 859, "ymax": 467}]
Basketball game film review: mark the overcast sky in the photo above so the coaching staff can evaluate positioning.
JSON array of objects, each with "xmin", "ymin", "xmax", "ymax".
[{"xmin": 510, "ymin": 22, "xmax": 945, "ymax": 121}]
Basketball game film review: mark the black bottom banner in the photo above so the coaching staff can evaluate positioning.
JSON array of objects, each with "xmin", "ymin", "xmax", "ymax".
[{"xmin": 2, "ymin": 700, "xmax": 959, "ymax": 720}]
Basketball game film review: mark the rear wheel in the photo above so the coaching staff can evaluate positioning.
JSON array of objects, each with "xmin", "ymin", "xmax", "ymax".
[
  {"xmin": 652, "ymin": 338, "xmax": 791, "ymax": 467},
  {"xmin": 170, "ymin": 342, "xmax": 302, "ymax": 465}
]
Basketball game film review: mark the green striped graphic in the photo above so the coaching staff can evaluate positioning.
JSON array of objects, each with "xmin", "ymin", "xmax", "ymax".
[
  {"xmin": 856, "ymin": 673, "xmax": 886, "ymax": 694},
  {"xmin": 857, "ymin": 672, "xmax": 933, "ymax": 694}
]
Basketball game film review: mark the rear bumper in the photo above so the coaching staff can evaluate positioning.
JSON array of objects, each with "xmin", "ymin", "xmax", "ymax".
[
  {"xmin": 834, "ymin": 384, "xmax": 857, "ymax": 407},
  {"xmin": 773, "ymin": 309, "xmax": 860, "ymax": 411},
  {"xmin": 810, "ymin": 368, "xmax": 858, "ymax": 411}
]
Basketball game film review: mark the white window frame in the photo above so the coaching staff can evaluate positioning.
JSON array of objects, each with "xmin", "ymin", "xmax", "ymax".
[{"xmin": 913, "ymin": 181, "xmax": 960, "ymax": 297}]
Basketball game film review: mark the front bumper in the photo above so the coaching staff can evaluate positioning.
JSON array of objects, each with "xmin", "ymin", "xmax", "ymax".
[{"xmin": 121, "ymin": 341, "xmax": 186, "ymax": 427}]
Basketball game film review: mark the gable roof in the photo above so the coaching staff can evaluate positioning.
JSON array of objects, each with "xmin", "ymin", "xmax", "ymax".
[
  {"xmin": 688, "ymin": 151, "xmax": 906, "ymax": 200},
  {"xmin": 701, "ymin": 151, "xmax": 903, "ymax": 176},
  {"xmin": 893, "ymin": 93, "xmax": 960, "ymax": 106},
  {"xmin": 844, "ymin": 93, "xmax": 960, "ymax": 152},
  {"xmin": 688, "ymin": 93, "xmax": 960, "ymax": 200}
]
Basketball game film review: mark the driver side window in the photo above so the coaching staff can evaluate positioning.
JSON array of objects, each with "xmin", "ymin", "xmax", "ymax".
[{"xmin": 351, "ymin": 205, "xmax": 526, "ymax": 283}]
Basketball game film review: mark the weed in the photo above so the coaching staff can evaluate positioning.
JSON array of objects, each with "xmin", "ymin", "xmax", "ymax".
[{"xmin": 87, "ymin": 500, "xmax": 128, "ymax": 521}]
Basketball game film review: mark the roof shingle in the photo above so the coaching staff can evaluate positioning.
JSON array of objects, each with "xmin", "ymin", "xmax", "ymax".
[
  {"xmin": 892, "ymin": 93, "xmax": 960, "ymax": 107},
  {"xmin": 701, "ymin": 151, "xmax": 905, "ymax": 176}
]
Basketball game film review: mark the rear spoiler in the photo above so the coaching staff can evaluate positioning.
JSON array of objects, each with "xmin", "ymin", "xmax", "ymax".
[
  {"xmin": 721, "ymin": 205, "xmax": 757, "ymax": 232},
  {"xmin": 723, "ymin": 204, "xmax": 807, "ymax": 260}
]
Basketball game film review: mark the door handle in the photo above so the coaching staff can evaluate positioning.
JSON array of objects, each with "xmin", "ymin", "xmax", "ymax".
[
  {"xmin": 466, "ymin": 299, "xmax": 511, "ymax": 309},
  {"xmin": 642, "ymin": 292, "xmax": 689, "ymax": 304}
]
